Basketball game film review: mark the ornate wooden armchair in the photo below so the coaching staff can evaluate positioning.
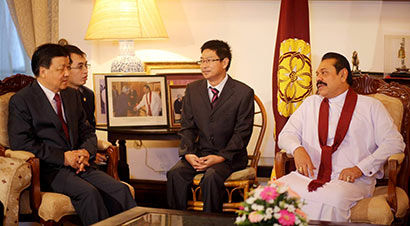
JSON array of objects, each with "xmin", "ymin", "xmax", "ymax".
[
  {"xmin": 0, "ymin": 74, "xmax": 131, "ymax": 225},
  {"xmin": 275, "ymin": 75, "xmax": 410, "ymax": 225},
  {"xmin": 187, "ymin": 94, "xmax": 267, "ymax": 212}
]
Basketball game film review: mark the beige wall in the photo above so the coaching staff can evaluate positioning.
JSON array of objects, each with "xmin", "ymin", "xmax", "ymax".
[{"xmin": 59, "ymin": 0, "xmax": 410, "ymax": 180}]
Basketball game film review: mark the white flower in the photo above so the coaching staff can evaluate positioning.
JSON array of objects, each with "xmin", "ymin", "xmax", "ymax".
[
  {"xmin": 274, "ymin": 224, "xmax": 281, "ymax": 226},
  {"xmin": 274, "ymin": 213, "xmax": 281, "ymax": 219},
  {"xmin": 253, "ymin": 187, "xmax": 263, "ymax": 199},
  {"xmin": 235, "ymin": 214, "xmax": 247, "ymax": 223},
  {"xmin": 246, "ymin": 197, "xmax": 256, "ymax": 204},
  {"xmin": 244, "ymin": 206, "xmax": 249, "ymax": 211},
  {"xmin": 287, "ymin": 204, "xmax": 295, "ymax": 212},
  {"xmin": 263, "ymin": 213, "xmax": 272, "ymax": 221},
  {"xmin": 279, "ymin": 201, "xmax": 286, "ymax": 208},
  {"xmin": 251, "ymin": 204, "xmax": 264, "ymax": 211},
  {"xmin": 266, "ymin": 207, "xmax": 274, "ymax": 215},
  {"xmin": 295, "ymin": 216, "xmax": 301, "ymax": 224},
  {"xmin": 274, "ymin": 206, "xmax": 281, "ymax": 213}
]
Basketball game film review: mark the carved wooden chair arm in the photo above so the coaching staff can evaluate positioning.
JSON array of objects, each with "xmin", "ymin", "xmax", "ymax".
[
  {"xmin": 274, "ymin": 150, "xmax": 295, "ymax": 178},
  {"xmin": 97, "ymin": 145, "xmax": 120, "ymax": 181},
  {"xmin": 386, "ymin": 153, "xmax": 405, "ymax": 214}
]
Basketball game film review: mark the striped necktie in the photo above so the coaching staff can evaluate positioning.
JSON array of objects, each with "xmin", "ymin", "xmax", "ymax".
[{"xmin": 209, "ymin": 87, "xmax": 219, "ymax": 107}]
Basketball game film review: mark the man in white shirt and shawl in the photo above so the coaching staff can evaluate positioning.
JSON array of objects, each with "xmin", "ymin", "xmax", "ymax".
[
  {"xmin": 135, "ymin": 84, "xmax": 162, "ymax": 116},
  {"xmin": 277, "ymin": 52, "xmax": 405, "ymax": 222}
]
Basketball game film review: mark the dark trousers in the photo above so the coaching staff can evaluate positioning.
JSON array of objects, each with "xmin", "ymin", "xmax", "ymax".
[
  {"xmin": 50, "ymin": 167, "xmax": 136, "ymax": 226},
  {"xmin": 166, "ymin": 159, "xmax": 233, "ymax": 213}
]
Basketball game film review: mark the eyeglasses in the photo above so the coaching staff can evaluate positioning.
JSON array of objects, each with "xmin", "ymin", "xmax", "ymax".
[
  {"xmin": 196, "ymin": 58, "xmax": 221, "ymax": 65},
  {"xmin": 70, "ymin": 64, "xmax": 91, "ymax": 70}
]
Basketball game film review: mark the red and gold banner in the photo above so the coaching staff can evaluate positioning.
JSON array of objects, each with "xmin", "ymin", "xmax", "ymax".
[{"xmin": 272, "ymin": 0, "xmax": 312, "ymax": 154}]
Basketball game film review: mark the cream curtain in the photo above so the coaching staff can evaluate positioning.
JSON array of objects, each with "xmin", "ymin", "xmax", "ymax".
[{"xmin": 6, "ymin": 0, "xmax": 58, "ymax": 58}]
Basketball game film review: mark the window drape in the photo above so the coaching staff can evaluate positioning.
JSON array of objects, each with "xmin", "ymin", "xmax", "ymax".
[{"xmin": 6, "ymin": 0, "xmax": 59, "ymax": 59}]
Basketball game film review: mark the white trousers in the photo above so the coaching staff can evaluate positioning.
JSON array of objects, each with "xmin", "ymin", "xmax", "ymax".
[{"xmin": 277, "ymin": 171, "xmax": 375, "ymax": 222}]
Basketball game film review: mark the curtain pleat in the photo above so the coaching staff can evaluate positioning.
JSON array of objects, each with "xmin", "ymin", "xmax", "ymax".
[{"xmin": 6, "ymin": 0, "xmax": 58, "ymax": 58}]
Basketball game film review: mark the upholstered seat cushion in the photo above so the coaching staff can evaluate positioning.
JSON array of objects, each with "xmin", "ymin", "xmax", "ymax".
[
  {"xmin": 38, "ymin": 192, "xmax": 76, "ymax": 222},
  {"xmin": 350, "ymin": 186, "xmax": 409, "ymax": 225},
  {"xmin": 20, "ymin": 182, "xmax": 135, "ymax": 222},
  {"xmin": 193, "ymin": 167, "xmax": 256, "ymax": 182},
  {"xmin": 0, "ymin": 156, "xmax": 31, "ymax": 226}
]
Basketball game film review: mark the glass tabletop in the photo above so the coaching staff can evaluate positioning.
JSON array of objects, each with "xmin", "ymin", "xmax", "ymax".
[{"xmin": 122, "ymin": 212, "xmax": 235, "ymax": 226}]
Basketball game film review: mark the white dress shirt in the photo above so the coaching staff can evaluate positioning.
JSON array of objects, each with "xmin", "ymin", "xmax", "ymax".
[
  {"xmin": 207, "ymin": 73, "xmax": 228, "ymax": 102},
  {"xmin": 277, "ymin": 89, "xmax": 404, "ymax": 221},
  {"xmin": 37, "ymin": 81, "xmax": 67, "ymax": 122}
]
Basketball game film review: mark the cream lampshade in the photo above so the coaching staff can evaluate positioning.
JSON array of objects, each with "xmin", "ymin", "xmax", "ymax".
[{"xmin": 85, "ymin": 0, "xmax": 168, "ymax": 72}]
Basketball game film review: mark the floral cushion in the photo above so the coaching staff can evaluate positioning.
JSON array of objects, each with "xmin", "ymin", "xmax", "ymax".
[
  {"xmin": 0, "ymin": 92, "xmax": 15, "ymax": 148},
  {"xmin": 0, "ymin": 156, "xmax": 31, "ymax": 226}
]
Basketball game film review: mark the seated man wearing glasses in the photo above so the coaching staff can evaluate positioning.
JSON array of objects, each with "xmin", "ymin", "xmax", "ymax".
[
  {"xmin": 8, "ymin": 44, "xmax": 136, "ymax": 226},
  {"xmin": 63, "ymin": 44, "xmax": 108, "ymax": 164},
  {"xmin": 167, "ymin": 40, "xmax": 254, "ymax": 212}
]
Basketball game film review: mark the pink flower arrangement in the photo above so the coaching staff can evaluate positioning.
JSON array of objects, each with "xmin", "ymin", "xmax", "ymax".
[
  {"xmin": 278, "ymin": 209, "xmax": 295, "ymax": 226},
  {"xmin": 235, "ymin": 182, "xmax": 307, "ymax": 226},
  {"xmin": 260, "ymin": 186, "xmax": 278, "ymax": 203}
]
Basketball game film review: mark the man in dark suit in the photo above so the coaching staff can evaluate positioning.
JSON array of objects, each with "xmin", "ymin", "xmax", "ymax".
[
  {"xmin": 64, "ymin": 44, "xmax": 96, "ymax": 128},
  {"xmin": 8, "ymin": 44, "xmax": 136, "ymax": 225},
  {"xmin": 167, "ymin": 40, "xmax": 254, "ymax": 212},
  {"xmin": 63, "ymin": 44, "xmax": 108, "ymax": 164}
]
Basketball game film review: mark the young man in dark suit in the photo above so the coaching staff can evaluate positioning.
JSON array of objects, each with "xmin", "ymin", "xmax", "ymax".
[
  {"xmin": 8, "ymin": 44, "xmax": 136, "ymax": 225},
  {"xmin": 167, "ymin": 40, "xmax": 254, "ymax": 212},
  {"xmin": 63, "ymin": 44, "xmax": 107, "ymax": 164},
  {"xmin": 64, "ymin": 45, "xmax": 96, "ymax": 128}
]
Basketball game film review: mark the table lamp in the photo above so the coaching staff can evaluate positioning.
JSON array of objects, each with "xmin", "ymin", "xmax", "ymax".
[{"xmin": 85, "ymin": 0, "xmax": 168, "ymax": 72}]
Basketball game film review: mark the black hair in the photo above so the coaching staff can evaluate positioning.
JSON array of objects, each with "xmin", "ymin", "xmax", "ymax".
[
  {"xmin": 200, "ymin": 40, "xmax": 232, "ymax": 71},
  {"xmin": 31, "ymin": 43, "xmax": 70, "ymax": 76},
  {"xmin": 144, "ymin": 84, "xmax": 151, "ymax": 90},
  {"xmin": 63, "ymin": 44, "xmax": 86, "ymax": 57},
  {"xmin": 321, "ymin": 52, "xmax": 353, "ymax": 86}
]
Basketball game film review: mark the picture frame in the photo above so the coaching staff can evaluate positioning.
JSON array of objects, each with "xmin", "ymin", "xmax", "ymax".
[
  {"xmin": 165, "ymin": 73, "xmax": 204, "ymax": 128},
  {"xmin": 93, "ymin": 72, "xmax": 145, "ymax": 125},
  {"xmin": 144, "ymin": 61, "xmax": 200, "ymax": 74},
  {"xmin": 105, "ymin": 75, "xmax": 168, "ymax": 128}
]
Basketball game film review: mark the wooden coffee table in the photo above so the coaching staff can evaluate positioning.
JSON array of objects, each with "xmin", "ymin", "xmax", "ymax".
[{"xmin": 91, "ymin": 206, "xmax": 381, "ymax": 226}]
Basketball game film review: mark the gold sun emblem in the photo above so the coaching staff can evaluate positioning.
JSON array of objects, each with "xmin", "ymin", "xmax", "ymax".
[{"xmin": 277, "ymin": 38, "xmax": 312, "ymax": 117}]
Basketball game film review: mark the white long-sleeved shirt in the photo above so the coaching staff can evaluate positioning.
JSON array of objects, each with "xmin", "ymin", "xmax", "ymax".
[
  {"xmin": 136, "ymin": 91, "xmax": 162, "ymax": 116},
  {"xmin": 278, "ymin": 90, "xmax": 405, "ymax": 183}
]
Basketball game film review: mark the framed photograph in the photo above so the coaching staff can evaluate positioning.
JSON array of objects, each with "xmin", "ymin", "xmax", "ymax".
[
  {"xmin": 165, "ymin": 73, "xmax": 204, "ymax": 128},
  {"xmin": 144, "ymin": 61, "xmax": 200, "ymax": 74},
  {"xmin": 105, "ymin": 75, "xmax": 168, "ymax": 128},
  {"xmin": 93, "ymin": 72, "xmax": 145, "ymax": 125}
]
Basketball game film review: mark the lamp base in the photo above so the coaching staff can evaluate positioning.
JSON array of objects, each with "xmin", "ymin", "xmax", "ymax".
[{"xmin": 111, "ymin": 55, "xmax": 145, "ymax": 73}]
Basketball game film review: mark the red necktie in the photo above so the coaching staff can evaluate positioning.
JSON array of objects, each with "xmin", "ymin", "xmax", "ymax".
[
  {"xmin": 210, "ymin": 87, "xmax": 219, "ymax": 107},
  {"xmin": 146, "ymin": 91, "xmax": 152, "ymax": 116},
  {"xmin": 54, "ymin": 94, "xmax": 70, "ymax": 140},
  {"xmin": 308, "ymin": 88, "xmax": 358, "ymax": 192}
]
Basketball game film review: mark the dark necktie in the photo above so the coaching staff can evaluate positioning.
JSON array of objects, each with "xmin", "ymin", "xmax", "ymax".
[
  {"xmin": 54, "ymin": 93, "xmax": 70, "ymax": 140},
  {"xmin": 210, "ymin": 87, "xmax": 219, "ymax": 107},
  {"xmin": 308, "ymin": 88, "xmax": 358, "ymax": 192}
]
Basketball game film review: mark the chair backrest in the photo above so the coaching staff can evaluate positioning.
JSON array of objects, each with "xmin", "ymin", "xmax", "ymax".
[
  {"xmin": 0, "ymin": 74, "xmax": 35, "ymax": 150},
  {"xmin": 352, "ymin": 74, "xmax": 410, "ymax": 194},
  {"xmin": 247, "ymin": 94, "xmax": 267, "ymax": 171}
]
